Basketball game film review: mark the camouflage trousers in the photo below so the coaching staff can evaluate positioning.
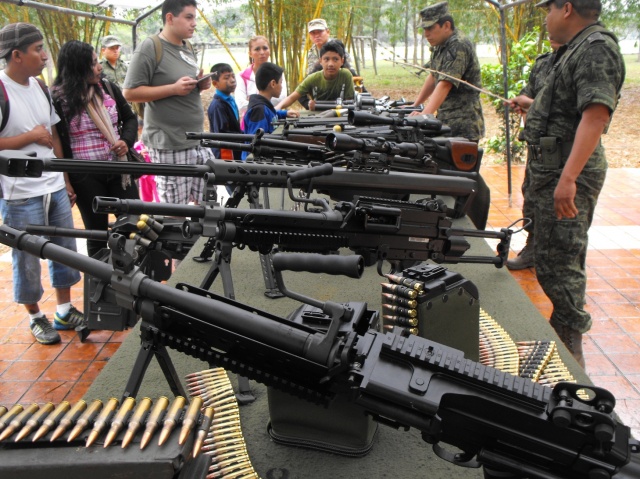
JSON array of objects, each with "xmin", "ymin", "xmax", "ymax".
[
  {"xmin": 526, "ymin": 161, "xmax": 607, "ymax": 333},
  {"xmin": 521, "ymin": 159, "xmax": 534, "ymax": 234}
]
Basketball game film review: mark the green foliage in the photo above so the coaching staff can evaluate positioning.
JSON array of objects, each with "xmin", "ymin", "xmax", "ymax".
[{"xmin": 481, "ymin": 30, "xmax": 546, "ymax": 163}]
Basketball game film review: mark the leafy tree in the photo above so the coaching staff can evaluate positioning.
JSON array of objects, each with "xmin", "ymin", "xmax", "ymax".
[
  {"xmin": 481, "ymin": 30, "xmax": 545, "ymax": 162},
  {"xmin": 602, "ymin": 0, "xmax": 640, "ymax": 61}
]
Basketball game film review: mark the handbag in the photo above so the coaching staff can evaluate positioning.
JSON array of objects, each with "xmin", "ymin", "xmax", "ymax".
[{"xmin": 126, "ymin": 147, "xmax": 145, "ymax": 163}]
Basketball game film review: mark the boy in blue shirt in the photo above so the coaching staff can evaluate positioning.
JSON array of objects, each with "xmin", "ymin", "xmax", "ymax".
[
  {"xmin": 207, "ymin": 63, "xmax": 242, "ymax": 160},
  {"xmin": 243, "ymin": 62, "xmax": 299, "ymax": 136}
]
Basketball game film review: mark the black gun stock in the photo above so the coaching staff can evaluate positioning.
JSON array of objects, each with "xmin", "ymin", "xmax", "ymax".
[{"xmin": 0, "ymin": 224, "xmax": 637, "ymax": 479}]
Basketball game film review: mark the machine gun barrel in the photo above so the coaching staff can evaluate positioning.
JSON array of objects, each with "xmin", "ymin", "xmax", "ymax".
[
  {"xmin": 0, "ymin": 151, "xmax": 210, "ymax": 178},
  {"xmin": 25, "ymin": 225, "xmax": 109, "ymax": 241},
  {"xmin": 208, "ymin": 159, "xmax": 477, "ymax": 201},
  {"xmin": 348, "ymin": 110, "xmax": 443, "ymax": 131},
  {"xmin": 0, "ymin": 225, "xmax": 326, "ymax": 364},
  {"xmin": 186, "ymin": 131, "xmax": 330, "ymax": 154},
  {"xmin": 0, "ymin": 224, "xmax": 637, "ymax": 479},
  {"xmin": 93, "ymin": 197, "xmax": 205, "ymax": 218}
]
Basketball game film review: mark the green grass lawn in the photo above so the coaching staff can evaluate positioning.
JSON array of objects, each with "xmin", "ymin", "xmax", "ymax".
[{"xmin": 363, "ymin": 54, "xmax": 640, "ymax": 94}]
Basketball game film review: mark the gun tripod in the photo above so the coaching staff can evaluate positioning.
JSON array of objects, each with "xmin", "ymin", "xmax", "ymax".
[{"xmin": 194, "ymin": 183, "xmax": 284, "ymax": 298}]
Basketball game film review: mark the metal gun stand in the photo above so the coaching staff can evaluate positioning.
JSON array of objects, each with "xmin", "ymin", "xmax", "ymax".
[
  {"xmin": 194, "ymin": 184, "xmax": 284, "ymax": 299},
  {"xmin": 188, "ymin": 183, "xmax": 287, "ymax": 404},
  {"xmin": 109, "ymin": 236, "xmax": 187, "ymax": 402}
]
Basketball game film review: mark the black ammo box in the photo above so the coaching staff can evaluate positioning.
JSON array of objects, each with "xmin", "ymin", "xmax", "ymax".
[
  {"xmin": 402, "ymin": 264, "xmax": 479, "ymax": 361},
  {"xmin": 83, "ymin": 249, "xmax": 137, "ymax": 332},
  {"xmin": 267, "ymin": 303, "xmax": 378, "ymax": 456}
]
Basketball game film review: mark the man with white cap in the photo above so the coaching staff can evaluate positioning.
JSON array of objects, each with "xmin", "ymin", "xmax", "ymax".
[
  {"xmin": 409, "ymin": 1, "xmax": 484, "ymax": 142},
  {"xmin": 0, "ymin": 23, "xmax": 83, "ymax": 345},
  {"xmin": 306, "ymin": 18, "xmax": 354, "ymax": 75},
  {"xmin": 100, "ymin": 35, "xmax": 128, "ymax": 87}
]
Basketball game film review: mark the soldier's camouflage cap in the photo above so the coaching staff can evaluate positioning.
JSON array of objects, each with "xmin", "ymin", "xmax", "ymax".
[
  {"xmin": 419, "ymin": 2, "xmax": 449, "ymax": 28},
  {"xmin": 534, "ymin": 0, "xmax": 601, "ymax": 9}
]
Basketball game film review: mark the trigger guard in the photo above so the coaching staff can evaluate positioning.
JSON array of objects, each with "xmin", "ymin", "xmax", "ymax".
[{"xmin": 432, "ymin": 443, "xmax": 481, "ymax": 468}]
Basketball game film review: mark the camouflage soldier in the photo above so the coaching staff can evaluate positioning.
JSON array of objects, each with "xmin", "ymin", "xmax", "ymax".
[
  {"xmin": 306, "ymin": 19, "xmax": 354, "ymax": 76},
  {"xmin": 512, "ymin": 0, "xmax": 625, "ymax": 368},
  {"xmin": 506, "ymin": 40, "xmax": 561, "ymax": 271},
  {"xmin": 100, "ymin": 35, "xmax": 128, "ymax": 87},
  {"xmin": 409, "ymin": 1, "xmax": 484, "ymax": 142}
]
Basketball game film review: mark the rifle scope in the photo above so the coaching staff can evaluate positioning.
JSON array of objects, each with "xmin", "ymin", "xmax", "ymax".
[{"xmin": 326, "ymin": 133, "xmax": 425, "ymax": 159}]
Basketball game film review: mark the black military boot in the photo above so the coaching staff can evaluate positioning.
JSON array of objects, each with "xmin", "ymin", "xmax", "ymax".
[
  {"xmin": 549, "ymin": 318, "xmax": 585, "ymax": 369},
  {"xmin": 506, "ymin": 234, "xmax": 534, "ymax": 270}
]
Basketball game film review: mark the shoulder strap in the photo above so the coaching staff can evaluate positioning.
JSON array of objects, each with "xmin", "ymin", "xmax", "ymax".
[
  {"xmin": 151, "ymin": 34, "xmax": 163, "ymax": 65},
  {"xmin": 0, "ymin": 79, "xmax": 8, "ymax": 133},
  {"xmin": 102, "ymin": 77, "xmax": 116, "ymax": 99},
  {"xmin": 35, "ymin": 78, "xmax": 52, "ymax": 109},
  {"xmin": 185, "ymin": 39, "xmax": 196, "ymax": 58},
  {"xmin": 150, "ymin": 34, "xmax": 195, "ymax": 67}
]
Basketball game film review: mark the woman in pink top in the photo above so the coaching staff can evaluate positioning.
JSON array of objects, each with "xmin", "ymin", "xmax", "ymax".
[{"xmin": 235, "ymin": 35, "xmax": 288, "ymax": 122}]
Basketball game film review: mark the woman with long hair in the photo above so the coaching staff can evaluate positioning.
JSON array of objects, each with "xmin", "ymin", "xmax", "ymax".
[
  {"xmin": 52, "ymin": 40, "xmax": 139, "ymax": 258},
  {"xmin": 235, "ymin": 35, "xmax": 288, "ymax": 121}
]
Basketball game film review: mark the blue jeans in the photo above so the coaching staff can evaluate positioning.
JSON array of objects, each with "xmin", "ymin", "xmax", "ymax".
[{"xmin": 0, "ymin": 188, "xmax": 81, "ymax": 304}]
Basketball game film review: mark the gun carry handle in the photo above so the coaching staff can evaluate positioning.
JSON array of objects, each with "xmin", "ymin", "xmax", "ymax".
[
  {"xmin": 287, "ymin": 163, "xmax": 333, "ymax": 183},
  {"xmin": 272, "ymin": 253, "xmax": 364, "ymax": 279}
]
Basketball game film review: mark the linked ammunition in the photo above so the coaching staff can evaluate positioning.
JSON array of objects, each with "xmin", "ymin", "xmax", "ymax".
[
  {"xmin": 192, "ymin": 406, "xmax": 214, "ymax": 457},
  {"xmin": 208, "ymin": 437, "xmax": 245, "ymax": 448},
  {"xmin": 211, "ymin": 465, "xmax": 256, "ymax": 479},
  {"xmin": 384, "ymin": 273, "xmax": 424, "ymax": 291},
  {"xmin": 140, "ymin": 395, "xmax": 169, "ymax": 450},
  {"xmin": 203, "ymin": 430, "xmax": 243, "ymax": 444},
  {"xmin": 209, "ymin": 456, "xmax": 251, "ymax": 471},
  {"xmin": 212, "ymin": 412, "xmax": 239, "ymax": 425},
  {"xmin": 158, "ymin": 395, "xmax": 186, "ymax": 446},
  {"xmin": 33, "ymin": 401, "xmax": 70, "ymax": 442},
  {"xmin": 380, "ymin": 282, "xmax": 417, "ymax": 299},
  {"xmin": 0, "ymin": 403, "xmax": 39, "ymax": 441},
  {"xmin": 0, "ymin": 404, "xmax": 24, "ymax": 434},
  {"xmin": 140, "ymin": 214, "xmax": 164, "ymax": 233},
  {"xmin": 210, "ymin": 446, "xmax": 249, "ymax": 460},
  {"xmin": 0, "ymin": 406, "xmax": 7, "ymax": 420},
  {"xmin": 383, "ymin": 315, "xmax": 418, "ymax": 327},
  {"xmin": 185, "ymin": 369, "xmax": 228, "ymax": 380},
  {"xmin": 15, "ymin": 402, "xmax": 54, "ymax": 442},
  {"xmin": 86, "ymin": 397, "xmax": 119, "ymax": 447},
  {"xmin": 129, "ymin": 232, "xmax": 152, "ymax": 248},
  {"xmin": 187, "ymin": 377, "xmax": 232, "ymax": 389},
  {"xmin": 104, "ymin": 396, "xmax": 136, "ymax": 448},
  {"xmin": 136, "ymin": 220, "xmax": 159, "ymax": 241},
  {"xmin": 122, "ymin": 397, "xmax": 152, "ymax": 449},
  {"xmin": 67, "ymin": 399, "xmax": 102, "ymax": 442},
  {"xmin": 382, "ymin": 304, "xmax": 417, "ymax": 318},
  {"xmin": 179, "ymin": 396, "xmax": 203, "ymax": 445},
  {"xmin": 381, "ymin": 292, "xmax": 417, "ymax": 309},
  {"xmin": 51, "ymin": 399, "xmax": 87, "ymax": 441}
]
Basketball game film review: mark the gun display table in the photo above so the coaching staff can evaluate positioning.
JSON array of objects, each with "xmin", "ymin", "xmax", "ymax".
[{"xmin": 84, "ymin": 195, "xmax": 592, "ymax": 478}]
